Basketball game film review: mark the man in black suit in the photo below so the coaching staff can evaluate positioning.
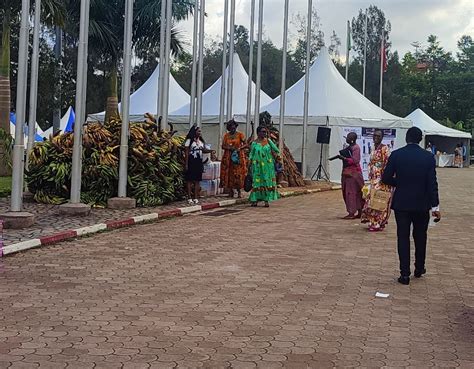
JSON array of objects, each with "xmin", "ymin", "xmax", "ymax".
[{"xmin": 382, "ymin": 127, "xmax": 441, "ymax": 285}]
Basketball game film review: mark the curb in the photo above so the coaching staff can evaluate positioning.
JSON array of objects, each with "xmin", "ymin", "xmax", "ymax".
[{"xmin": 1, "ymin": 185, "xmax": 341, "ymax": 257}]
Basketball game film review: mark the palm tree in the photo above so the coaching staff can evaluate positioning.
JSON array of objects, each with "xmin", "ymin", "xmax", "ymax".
[
  {"xmin": 0, "ymin": 0, "xmax": 65, "ymax": 174},
  {"xmin": 72, "ymin": 0, "xmax": 195, "ymax": 122}
]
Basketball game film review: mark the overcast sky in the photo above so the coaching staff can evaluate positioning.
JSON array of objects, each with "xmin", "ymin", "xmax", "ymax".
[{"xmin": 177, "ymin": 0, "xmax": 473, "ymax": 58}]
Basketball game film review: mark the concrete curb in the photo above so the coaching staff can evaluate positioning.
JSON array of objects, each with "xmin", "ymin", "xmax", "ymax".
[{"xmin": 2, "ymin": 185, "xmax": 341, "ymax": 257}]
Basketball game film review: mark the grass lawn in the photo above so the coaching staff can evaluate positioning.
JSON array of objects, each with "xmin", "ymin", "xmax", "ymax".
[{"xmin": 0, "ymin": 176, "xmax": 12, "ymax": 198}]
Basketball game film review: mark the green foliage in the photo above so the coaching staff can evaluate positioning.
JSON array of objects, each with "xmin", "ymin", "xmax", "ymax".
[{"xmin": 0, "ymin": 176, "xmax": 11, "ymax": 198}]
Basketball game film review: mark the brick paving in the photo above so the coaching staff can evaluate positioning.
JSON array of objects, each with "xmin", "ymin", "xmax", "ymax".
[
  {"xmin": 0, "ymin": 168, "xmax": 473, "ymax": 368},
  {"xmin": 0, "ymin": 182, "xmax": 334, "ymax": 246}
]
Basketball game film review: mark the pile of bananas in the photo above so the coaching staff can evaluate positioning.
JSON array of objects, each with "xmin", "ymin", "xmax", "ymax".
[{"xmin": 27, "ymin": 118, "xmax": 186, "ymax": 207}]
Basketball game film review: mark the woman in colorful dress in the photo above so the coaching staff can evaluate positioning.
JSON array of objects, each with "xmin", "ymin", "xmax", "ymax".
[
  {"xmin": 220, "ymin": 119, "xmax": 248, "ymax": 198},
  {"xmin": 454, "ymin": 144, "xmax": 463, "ymax": 168},
  {"xmin": 339, "ymin": 132, "xmax": 365, "ymax": 219},
  {"xmin": 361, "ymin": 129, "xmax": 393, "ymax": 231},
  {"xmin": 184, "ymin": 125, "xmax": 213, "ymax": 204},
  {"xmin": 248, "ymin": 126, "xmax": 280, "ymax": 207}
]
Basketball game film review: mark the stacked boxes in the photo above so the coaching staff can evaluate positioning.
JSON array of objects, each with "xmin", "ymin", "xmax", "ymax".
[{"xmin": 201, "ymin": 161, "xmax": 223, "ymax": 196}]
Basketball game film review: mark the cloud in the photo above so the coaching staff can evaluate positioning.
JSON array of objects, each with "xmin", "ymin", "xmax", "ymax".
[{"xmin": 177, "ymin": 0, "xmax": 473, "ymax": 56}]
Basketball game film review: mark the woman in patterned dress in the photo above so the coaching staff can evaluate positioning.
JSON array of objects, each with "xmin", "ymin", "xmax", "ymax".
[
  {"xmin": 248, "ymin": 126, "xmax": 281, "ymax": 207},
  {"xmin": 220, "ymin": 119, "xmax": 248, "ymax": 198},
  {"xmin": 361, "ymin": 129, "xmax": 393, "ymax": 231}
]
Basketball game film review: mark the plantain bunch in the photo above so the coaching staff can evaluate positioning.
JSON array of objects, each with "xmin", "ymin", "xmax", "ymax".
[{"xmin": 26, "ymin": 118, "xmax": 186, "ymax": 207}]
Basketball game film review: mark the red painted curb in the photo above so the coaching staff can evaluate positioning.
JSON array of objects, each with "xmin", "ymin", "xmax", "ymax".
[
  {"xmin": 159, "ymin": 209, "xmax": 182, "ymax": 218},
  {"xmin": 106, "ymin": 218, "xmax": 135, "ymax": 229},
  {"xmin": 201, "ymin": 202, "xmax": 220, "ymax": 211},
  {"xmin": 40, "ymin": 230, "xmax": 78, "ymax": 245}
]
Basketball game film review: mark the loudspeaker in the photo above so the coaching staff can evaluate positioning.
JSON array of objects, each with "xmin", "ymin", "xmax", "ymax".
[{"xmin": 316, "ymin": 127, "xmax": 331, "ymax": 144}]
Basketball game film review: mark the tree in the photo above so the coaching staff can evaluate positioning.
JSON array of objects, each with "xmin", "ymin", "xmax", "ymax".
[
  {"xmin": 351, "ymin": 5, "xmax": 391, "ymax": 104},
  {"xmin": 0, "ymin": 0, "xmax": 65, "ymax": 133}
]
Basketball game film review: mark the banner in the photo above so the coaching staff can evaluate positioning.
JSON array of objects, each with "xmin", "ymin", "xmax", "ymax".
[{"xmin": 342, "ymin": 127, "xmax": 396, "ymax": 180}]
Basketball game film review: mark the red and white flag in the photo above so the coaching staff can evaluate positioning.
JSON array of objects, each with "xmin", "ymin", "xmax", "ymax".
[{"xmin": 381, "ymin": 38, "xmax": 388, "ymax": 73}]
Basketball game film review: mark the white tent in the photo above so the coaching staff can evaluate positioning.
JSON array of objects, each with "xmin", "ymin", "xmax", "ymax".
[
  {"xmin": 259, "ymin": 47, "xmax": 412, "ymax": 181},
  {"xmin": 406, "ymin": 109, "xmax": 471, "ymax": 139},
  {"xmin": 170, "ymin": 53, "xmax": 272, "ymax": 122},
  {"xmin": 88, "ymin": 63, "xmax": 190, "ymax": 121},
  {"xmin": 39, "ymin": 106, "xmax": 76, "ymax": 138},
  {"xmin": 406, "ymin": 108, "xmax": 471, "ymax": 166}
]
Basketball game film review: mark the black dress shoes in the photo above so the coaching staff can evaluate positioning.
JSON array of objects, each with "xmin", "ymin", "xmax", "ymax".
[
  {"xmin": 398, "ymin": 276, "xmax": 410, "ymax": 285},
  {"xmin": 414, "ymin": 269, "xmax": 426, "ymax": 278}
]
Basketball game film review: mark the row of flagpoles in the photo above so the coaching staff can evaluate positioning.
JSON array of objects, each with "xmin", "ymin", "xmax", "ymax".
[{"xmin": 345, "ymin": 11, "xmax": 388, "ymax": 108}]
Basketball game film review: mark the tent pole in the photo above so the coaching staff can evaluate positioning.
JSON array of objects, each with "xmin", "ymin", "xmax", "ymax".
[
  {"xmin": 226, "ymin": 0, "xmax": 236, "ymax": 121},
  {"xmin": 218, "ymin": 0, "xmax": 229, "ymax": 158},
  {"xmin": 301, "ymin": 0, "xmax": 312, "ymax": 178},
  {"xmin": 253, "ymin": 0, "xmax": 264, "ymax": 136},
  {"xmin": 245, "ymin": 0, "xmax": 256, "ymax": 138},
  {"xmin": 279, "ymin": 0, "xmax": 290, "ymax": 154},
  {"xmin": 189, "ymin": 0, "xmax": 199, "ymax": 126},
  {"xmin": 196, "ymin": 0, "xmax": 206, "ymax": 128}
]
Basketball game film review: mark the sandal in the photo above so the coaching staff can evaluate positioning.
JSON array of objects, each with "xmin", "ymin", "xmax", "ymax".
[
  {"xmin": 251, "ymin": 202, "xmax": 258, "ymax": 207},
  {"xmin": 264, "ymin": 202, "xmax": 269, "ymax": 208}
]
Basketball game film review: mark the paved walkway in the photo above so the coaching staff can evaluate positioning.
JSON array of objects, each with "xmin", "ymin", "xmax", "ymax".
[{"xmin": 0, "ymin": 168, "xmax": 473, "ymax": 368}]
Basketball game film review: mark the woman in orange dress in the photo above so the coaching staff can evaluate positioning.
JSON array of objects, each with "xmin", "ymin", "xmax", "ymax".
[{"xmin": 220, "ymin": 119, "xmax": 248, "ymax": 198}]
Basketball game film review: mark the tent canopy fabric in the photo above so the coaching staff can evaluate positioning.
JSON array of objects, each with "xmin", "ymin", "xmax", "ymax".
[
  {"xmin": 406, "ymin": 109, "xmax": 472, "ymax": 139},
  {"xmin": 261, "ymin": 47, "xmax": 411, "ymax": 128},
  {"xmin": 170, "ymin": 53, "xmax": 272, "ymax": 120},
  {"xmin": 89, "ymin": 63, "xmax": 190, "ymax": 121},
  {"xmin": 37, "ymin": 106, "xmax": 76, "ymax": 139}
]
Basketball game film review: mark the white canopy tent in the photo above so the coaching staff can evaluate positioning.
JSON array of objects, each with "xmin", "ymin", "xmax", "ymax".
[
  {"xmin": 39, "ymin": 106, "xmax": 76, "ymax": 138},
  {"xmin": 170, "ymin": 53, "xmax": 272, "ymax": 122},
  {"xmin": 260, "ymin": 47, "xmax": 412, "ymax": 181},
  {"xmin": 406, "ymin": 108, "xmax": 471, "ymax": 166},
  {"xmin": 88, "ymin": 63, "xmax": 190, "ymax": 122}
]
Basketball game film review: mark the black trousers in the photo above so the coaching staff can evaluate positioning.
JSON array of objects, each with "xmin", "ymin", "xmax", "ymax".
[{"xmin": 394, "ymin": 210, "xmax": 430, "ymax": 277}]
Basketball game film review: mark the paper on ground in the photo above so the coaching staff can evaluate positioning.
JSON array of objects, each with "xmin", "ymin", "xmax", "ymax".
[{"xmin": 375, "ymin": 292, "xmax": 390, "ymax": 298}]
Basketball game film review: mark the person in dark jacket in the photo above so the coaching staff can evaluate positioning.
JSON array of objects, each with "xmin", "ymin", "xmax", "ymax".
[{"xmin": 382, "ymin": 127, "xmax": 441, "ymax": 285}]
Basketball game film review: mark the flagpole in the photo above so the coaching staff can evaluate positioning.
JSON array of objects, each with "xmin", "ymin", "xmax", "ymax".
[
  {"xmin": 162, "ymin": 0, "xmax": 173, "ymax": 129},
  {"xmin": 279, "ymin": 0, "xmax": 290, "ymax": 153},
  {"xmin": 379, "ymin": 26, "xmax": 384, "ymax": 108},
  {"xmin": 345, "ymin": 20, "xmax": 350, "ymax": 81},
  {"xmin": 157, "ymin": 0, "xmax": 166, "ymax": 128},
  {"xmin": 196, "ymin": 0, "xmax": 206, "ymax": 127},
  {"xmin": 218, "ymin": 0, "xmax": 229, "ymax": 158},
  {"xmin": 226, "ymin": 0, "xmax": 236, "ymax": 121},
  {"xmin": 362, "ymin": 9, "xmax": 368, "ymax": 96},
  {"xmin": 301, "ymin": 0, "xmax": 312, "ymax": 178},
  {"xmin": 189, "ymin": 0, "xmax": 199, "ymax": 126},
  {"xmin": 253, "ymin": 0, "xmax": 264, "ymax": 136},
  {"xmin": 245, "ymin": 0, "xmax": 256, "ymax": 138}
]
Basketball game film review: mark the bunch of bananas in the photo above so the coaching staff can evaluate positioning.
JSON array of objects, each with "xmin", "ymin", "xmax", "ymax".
[{"xmin": 26, "ymin": 117, "xmax": 186, "ymax": 207}]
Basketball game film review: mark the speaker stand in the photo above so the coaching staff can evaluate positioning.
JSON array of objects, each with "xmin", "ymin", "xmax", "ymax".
[{"xmin": 311, "ymin": 143, "xmax": 329, "ymax": 181}]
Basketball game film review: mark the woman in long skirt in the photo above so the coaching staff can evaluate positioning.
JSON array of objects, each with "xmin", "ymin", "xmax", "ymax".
[
  {"xmin": 361, "ymin": 129, "xmax": 393, "ymax": 231},
  {"xmin": 248, "ymin": 126, "xmax": 280, "ymax": 207},
  {"xmin": 339, "ymin": 132, "xmax": 365, "ymax": 219},
  {"xmin": 220, "ymin": 119, "xmax": 248, "ymax": 198}
]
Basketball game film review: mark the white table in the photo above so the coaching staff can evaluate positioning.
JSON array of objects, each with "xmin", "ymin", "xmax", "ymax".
[{"xmin": 437, "ymin": 154, "xmax": 455, "ymax": 167}]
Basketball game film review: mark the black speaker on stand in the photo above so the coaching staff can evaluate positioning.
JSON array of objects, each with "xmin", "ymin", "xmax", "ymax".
[{"xmin": 311, "ymin": 125, "xmax": 330, "ymax": 181}]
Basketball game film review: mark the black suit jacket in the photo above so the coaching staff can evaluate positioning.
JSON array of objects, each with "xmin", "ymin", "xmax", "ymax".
[{"xmin": 382, "ymin": 144, "xmax": 439, "ymax": 212}]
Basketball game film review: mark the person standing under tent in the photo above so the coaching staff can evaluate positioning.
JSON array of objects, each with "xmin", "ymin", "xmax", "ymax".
[
  {"xmin": 338, "ymin": 132, "xmax": 365, "ymax": 219},
  {"xmin": 454, "ymin": 144, "xmax": 463, "ymax": 168},
  {"xmin": 184, "ymin": 125, "xmax": 214, "ymax": 204},
  {"xmin": 220, "ymin": 119, "xmax": 248, "ymax": 198},
  {"xmin": 361, "ymin": 129, "xmax": 393, "ymax": 232},
  {"xmin": 248, "ymin": 126, "xmax": 281, "ymax": 207},
  {"xmin": 461, "ymin": 142, "xmax": 467, "ymax": 164}
]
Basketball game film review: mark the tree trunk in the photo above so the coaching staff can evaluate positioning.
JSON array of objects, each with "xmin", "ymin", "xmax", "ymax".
[
  {"xmin": 0, "ymin": 8, "xmax": 12, "ymax": 176},
  {"xmin": 104, "ymin": 62, "xmax": 119, "ymax": 123}
]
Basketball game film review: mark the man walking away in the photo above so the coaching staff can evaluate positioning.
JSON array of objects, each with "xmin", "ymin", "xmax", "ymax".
[{"xmin": 382, "ymin": 127, "xmax": 441, "ymax": 285}]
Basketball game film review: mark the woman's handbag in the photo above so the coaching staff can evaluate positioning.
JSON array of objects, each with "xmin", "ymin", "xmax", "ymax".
[
  {"xmin": 368, "ymin": 189, "xmax": 391, "ymax": 211},
  {"xmin": 244, "ymin": 173, "xmax": 253, "ymax": 192},
  {"xmin": 231, "ymin": 150, "xmax": 240, "ymax": 165}
]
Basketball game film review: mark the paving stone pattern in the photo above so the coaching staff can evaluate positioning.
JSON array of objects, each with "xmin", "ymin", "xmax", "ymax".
[
  {"xmin": 0, "ymin": 182, "xmax": 334, "ymax": 246},
  {"xmin": 0, "ymin": 168, "xmax": 473, "ymax": 368}
]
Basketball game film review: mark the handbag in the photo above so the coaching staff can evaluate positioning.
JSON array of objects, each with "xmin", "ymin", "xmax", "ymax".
[
  {"xmin": 231, "ymin": 150, "xmax": 240, "ymax": 165},
  {"xmin": 368, "ymin": 189, "xmax": 391, "ymax": 211},
  {"xmin": 244, "ymin": 173, "xmax": 253, "ymax": 192}
]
